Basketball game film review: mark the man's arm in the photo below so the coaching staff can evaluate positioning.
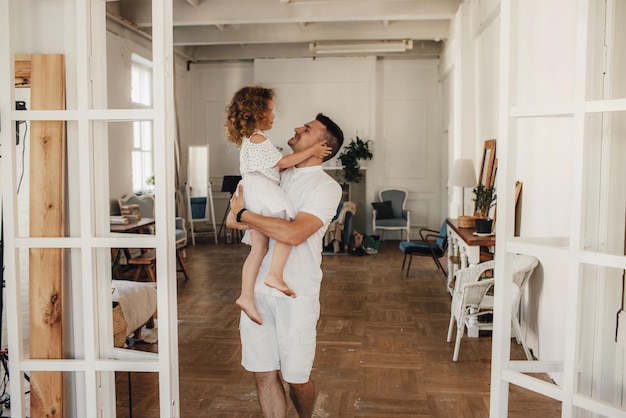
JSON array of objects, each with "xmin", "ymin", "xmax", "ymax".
[{"xmin": 227, "ymin": 185, "xmax": 323, "ymax": 246}]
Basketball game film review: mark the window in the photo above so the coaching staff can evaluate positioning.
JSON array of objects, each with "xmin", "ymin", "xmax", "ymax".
[
  {"xmin": 131, "ymin": 53, "xmax": 152, "ymax": 106},
  {"xmin": 130, "ymin": 53, "xmax": 153, "ymax": 193},
  {"xmin": 132, "ymin": 121, "xmax": 153, "ymax": 193}
]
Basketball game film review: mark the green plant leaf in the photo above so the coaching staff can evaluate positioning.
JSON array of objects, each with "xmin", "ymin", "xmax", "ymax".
[
  {"xmin": 338, "ymin": 136, "xmax": 373, "ymax": 183},
  {"xmin": 472, "ymin": 183, "xmax": 496, "ymax": 217}
]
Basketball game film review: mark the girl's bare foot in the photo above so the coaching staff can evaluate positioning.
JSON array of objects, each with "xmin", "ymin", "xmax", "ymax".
[
  {"xmin": 236, "ymin": 296, "xmax": 263, "ymax": 325},
  {"xmin": 264, "ymin": 274, "xmax": 296, "ymax": 298}
]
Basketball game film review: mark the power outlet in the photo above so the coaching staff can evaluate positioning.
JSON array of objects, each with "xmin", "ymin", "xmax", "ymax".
[{"xmin": 617, "ymin": 310, "xmax": 626, "ymax": 349}]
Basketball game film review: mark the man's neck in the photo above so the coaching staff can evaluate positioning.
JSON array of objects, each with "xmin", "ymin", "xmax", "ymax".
[{"xmin": 295, "ymin": 157, "xmax": 323, "ymax": 168}]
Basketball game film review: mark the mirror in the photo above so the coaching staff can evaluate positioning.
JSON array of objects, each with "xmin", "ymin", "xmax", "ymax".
[
  {"xmin": 187, "ymin": 146, "xmax": 217, "ymax": 244},
  {"xmin": 188, "ymin": 145, "xmax": 209, "ymax": 197}
]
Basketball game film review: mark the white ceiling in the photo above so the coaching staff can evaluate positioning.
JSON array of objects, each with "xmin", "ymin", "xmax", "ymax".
[{"xmin": 109, "ymin": 0, "xmax": 461, "ymax": 62}]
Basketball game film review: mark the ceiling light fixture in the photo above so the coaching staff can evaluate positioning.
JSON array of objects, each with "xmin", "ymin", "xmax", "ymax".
[{"xmin": 309, "ymin": 40, "xmax": 413, "ymax": 55}]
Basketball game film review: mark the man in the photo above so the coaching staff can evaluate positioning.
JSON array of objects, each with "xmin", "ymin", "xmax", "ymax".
[{"xmin": 227, "ymin": 113, "xmax": 344, "ymax": 417}]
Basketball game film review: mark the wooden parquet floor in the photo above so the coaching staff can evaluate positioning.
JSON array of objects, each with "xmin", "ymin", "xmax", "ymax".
[{"xmin": 115, "ymin": 240, "xmax": 561, "ymax": 417}]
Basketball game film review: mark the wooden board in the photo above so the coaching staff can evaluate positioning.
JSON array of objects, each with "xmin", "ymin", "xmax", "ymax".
[
  {"xmin": 14, "ymin": 54, "xmax": 31, "ymax": 87},
  {"xmin": 25, "ymin": 54, "xmax": 66, "ymax": 418}
]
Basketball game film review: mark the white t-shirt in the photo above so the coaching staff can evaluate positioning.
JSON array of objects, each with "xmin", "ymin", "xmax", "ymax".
[{"xmin": 254, "ymin": 165, "xmax": 342, "ymax": 300}]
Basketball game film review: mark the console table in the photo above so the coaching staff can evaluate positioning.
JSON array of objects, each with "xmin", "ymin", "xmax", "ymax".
[
  {"xmin": 446, "ymin": 218, "xmax": 495, "ymax": 277},
  {"xmin": 446, "ymin": 218, "xmax": 496, "ymax": 337}
]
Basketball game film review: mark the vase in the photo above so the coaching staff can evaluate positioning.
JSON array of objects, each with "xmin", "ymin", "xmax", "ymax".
[{"xmin": 474, "ymin": 218, "xmax": 493, "ymax": 234}]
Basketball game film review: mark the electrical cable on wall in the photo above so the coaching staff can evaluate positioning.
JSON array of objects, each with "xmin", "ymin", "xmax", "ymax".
[
  {"xmin": 16, "ymin": 122, "xmax": 27, "ymax": 194},
  {"xmin": 15, "ymin": 101, "xmax": 27, "ymax": 194}
]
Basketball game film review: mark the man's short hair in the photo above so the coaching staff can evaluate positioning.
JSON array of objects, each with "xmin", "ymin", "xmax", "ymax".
[{"xmin": 315, "ymin": 113, "xmax": 344, "ymax": 162}]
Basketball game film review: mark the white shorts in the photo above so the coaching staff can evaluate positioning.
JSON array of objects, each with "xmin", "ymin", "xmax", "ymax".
[{"xmin": 240, "ymin": 293, "xmax": 320, "ymax": 384}]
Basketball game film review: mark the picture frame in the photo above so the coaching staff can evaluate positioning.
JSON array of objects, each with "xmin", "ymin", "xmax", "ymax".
[{"xmin": 479, "ymin": 139, "xmax": 497, "ymax": 188}]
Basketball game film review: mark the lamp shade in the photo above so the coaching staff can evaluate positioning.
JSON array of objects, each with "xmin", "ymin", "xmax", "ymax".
[{"xmin": 449, "ymin": 159, "xmax": 477, "ymax": 187}]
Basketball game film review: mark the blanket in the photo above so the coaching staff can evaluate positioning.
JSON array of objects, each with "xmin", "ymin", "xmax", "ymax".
[
  {"xmin": 112, "ymin": 280, "xmax": 157, "ymax": 337},
  {"xmin": 324, "ymin": 201, "xmax": 357, "ymax": 253}
]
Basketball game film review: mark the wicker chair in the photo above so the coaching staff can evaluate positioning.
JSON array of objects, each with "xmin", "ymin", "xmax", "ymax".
[
  {"xmin": 446, "ymin": 254, "xmax": 539, "ymax": 361},
  {"xmin": 446, "ymin": 261, "xmax": 495, "ymax": 361},
  {"xmin": 480, "ymin": 254, "xmax": 539, "ymax": 360}
]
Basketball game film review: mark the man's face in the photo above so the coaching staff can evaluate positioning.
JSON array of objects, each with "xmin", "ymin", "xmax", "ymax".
[{"xmin": 287, "ymin": 119, "xmax": 325, "ymax": 152}]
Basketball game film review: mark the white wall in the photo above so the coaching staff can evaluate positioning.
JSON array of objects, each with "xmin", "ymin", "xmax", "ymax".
[
  {"xmin": 379, "ymin": 59, "xmax": 444, "ymax": 229},
  {"xmin": 187, "ymin": 57, "xmax": 444, "ymax": 236},
  {"xmin": 187, "ymin": 61, "xmax": 254, "ymax": 227}
]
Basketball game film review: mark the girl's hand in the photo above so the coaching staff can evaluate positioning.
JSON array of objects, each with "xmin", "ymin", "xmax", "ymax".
[{"xmin": 311, "ymin": 141, "xmax": 333, "ymax": 159}]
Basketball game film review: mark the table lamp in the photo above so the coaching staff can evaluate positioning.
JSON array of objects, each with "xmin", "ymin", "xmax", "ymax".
[{"xmin": 449, "ymin": 159, "xmax": 477, "ymax": 218}]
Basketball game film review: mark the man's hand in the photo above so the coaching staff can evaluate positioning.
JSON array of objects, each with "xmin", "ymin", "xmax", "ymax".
[
  {"xmin": 226, "ymin": 184, "xmax": 248, "ymax": 230},
  {"xmin": 230, "ymin": 184, "xmax": 245, "ymax": 215},
  {"xmin": 225, "ymin": 210, "xmax": 249, "ymax": 230}
]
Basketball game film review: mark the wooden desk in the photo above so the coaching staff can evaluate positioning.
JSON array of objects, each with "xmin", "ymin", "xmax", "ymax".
[
  {"xmin": 111, "ymin": 218, "xmax": 155, "ymax": 279},
  {"xmin": 110, "ymin": 217, "xmax": 155, "ymax": 233}
]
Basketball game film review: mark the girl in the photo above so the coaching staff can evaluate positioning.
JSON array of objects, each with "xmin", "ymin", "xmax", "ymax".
[{"xmin": 224, "ymin": 86, "xmax": 331, "ymax": 325}]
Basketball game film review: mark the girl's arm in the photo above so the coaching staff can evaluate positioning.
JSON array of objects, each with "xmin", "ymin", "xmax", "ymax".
[
  {"xmin": 276, "ymin": 141, "xmax": 331, "ymax": 169},
  {"xmin": 227, "ymin": 185, "xmax": 323, "ymax": 246}
]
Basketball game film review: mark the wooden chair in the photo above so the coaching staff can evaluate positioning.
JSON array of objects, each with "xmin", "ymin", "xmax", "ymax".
[
  {"xmin": 399, "ymin": 221, "xmax": 448, "ymax": 278},
  {"xmin": 127, "ymin": 249, "xmax": 157, "ymax": 282},
  {"xmin": 176, "ymin": 242, "xmax": 190, "ymax": 280},
  {"xmin": 175, "ymin": 217, "xmax": 190, "ymax": 279}
]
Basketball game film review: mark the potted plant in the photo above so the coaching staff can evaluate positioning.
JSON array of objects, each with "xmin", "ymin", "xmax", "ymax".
[
  {"xmin": 337, "ymin": 136, "xmax": 373, "ymax": 183},
  {"xmin": 472, "ymin": 183, "xmax": 496, "ymax": 233}
]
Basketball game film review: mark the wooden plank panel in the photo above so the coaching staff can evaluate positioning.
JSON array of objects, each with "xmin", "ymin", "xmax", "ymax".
[
  {"xmin": 27, "ymin": 53, "xmax": 65, "ymax": 418},
  {"xmin": 14, "ymin": 53, "xmax": 31, "ymax": 87}
]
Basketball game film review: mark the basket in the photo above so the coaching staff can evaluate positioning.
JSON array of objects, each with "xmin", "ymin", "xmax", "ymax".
[
  {"xmin": 457, "ymin": 216, "xmax": 477, "ymax": 228},
  {"xmin": 112, "ymin": 302, "xmax": 128, "ymax": 347}
]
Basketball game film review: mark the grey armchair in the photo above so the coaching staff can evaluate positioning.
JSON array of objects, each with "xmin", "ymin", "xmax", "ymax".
[
  {"xmin": 118, "ymin": 193, "xmax": 155, "ymax": 219},
  {"xmin": 371, "ymin": 188, "xmax": 411, "ymax": 241}
]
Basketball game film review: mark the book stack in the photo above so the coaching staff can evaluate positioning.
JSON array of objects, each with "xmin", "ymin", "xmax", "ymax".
[
  {"xmin": 120, "ymin": 204, "xmax": 142, "ymax": 221},
  {"xmin": 110, "ymin": 216, "xmax": 129, "ymax": 225}
]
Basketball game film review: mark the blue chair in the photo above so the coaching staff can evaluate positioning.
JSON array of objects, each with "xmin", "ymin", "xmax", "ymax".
[
  {"xmin": 399, "ymin": 221, "xmax": 448, "ymax": 278},
  {"xmin": 372, "ymin": 188, "xmax": 411, "ymax": 241}
]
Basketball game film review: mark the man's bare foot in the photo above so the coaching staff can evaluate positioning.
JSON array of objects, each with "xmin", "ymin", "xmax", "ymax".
[
  {"xmin": 236, "ymin": 296, "xmax": 263, "ymax": 325},
  {"xmin": 264, "ymin": 274, "xmax": 296, "ymax": 298}
]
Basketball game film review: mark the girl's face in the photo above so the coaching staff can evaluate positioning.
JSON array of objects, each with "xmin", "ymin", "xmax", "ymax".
[{"xmin": 259, "ymin": 99, "xmax": 275, "ymax": 131}]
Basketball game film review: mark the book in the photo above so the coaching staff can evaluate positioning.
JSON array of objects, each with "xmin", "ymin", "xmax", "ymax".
[{"xmin": 110, "ymin": 216, "xmax": 129, "ymax": 225}]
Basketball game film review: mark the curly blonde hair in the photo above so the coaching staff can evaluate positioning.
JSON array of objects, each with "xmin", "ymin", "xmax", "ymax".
[{"xmin": 224, "ymin": 86, "xmax": 275, "ymax": 147}]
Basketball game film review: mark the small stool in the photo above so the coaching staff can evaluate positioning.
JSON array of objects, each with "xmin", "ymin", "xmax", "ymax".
[{"xmin": 127, "ymin": 249, "xmax": 157, "ymax": 282}]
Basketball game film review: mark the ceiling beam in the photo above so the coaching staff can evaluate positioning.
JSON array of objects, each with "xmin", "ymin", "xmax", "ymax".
[
  {"xmin": 173, "ymin": 20, "xmax": 451, "ymax": 46},
  {"xmin": 120, "ymin": 0, "xmax": 461, "ymax": 27}
]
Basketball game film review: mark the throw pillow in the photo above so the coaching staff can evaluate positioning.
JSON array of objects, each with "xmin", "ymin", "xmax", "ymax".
[{"xmin": 371, "ymin": 201, "xmax": 395, "ymax": 219}]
